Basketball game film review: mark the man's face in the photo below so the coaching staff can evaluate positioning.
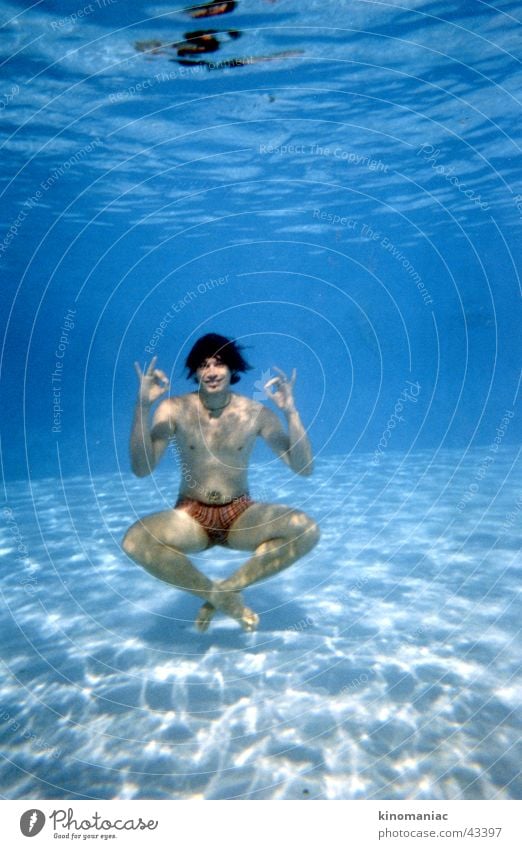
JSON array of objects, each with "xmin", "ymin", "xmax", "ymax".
[{"xmin": 196, "ymin": 356, "xmax": 231, "ymax": 392}]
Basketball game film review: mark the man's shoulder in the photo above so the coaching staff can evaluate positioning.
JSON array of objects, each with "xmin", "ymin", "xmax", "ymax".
[
  {"xmin": 233, "ymin": 393, "xmax": 265, "ymax": 414},
  {"xmin": 231, "ymin": 390, "xmax": 255, "ymax": 405},
  {"xmin": 160, "ymin": 392, "xmax": 196, "ymax": 408},
  {"xmin": 154, "ymin": 393, "xmax": 194, "ymax": 419},
  {"xmin": 232, "ymin": 395, "xmax": 274, "ymax": 434}
]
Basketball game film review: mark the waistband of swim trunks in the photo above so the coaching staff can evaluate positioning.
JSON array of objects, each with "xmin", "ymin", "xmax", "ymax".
[{"xmin": 175, "ymin": 493, "xmax": 251, "ymax": 508}]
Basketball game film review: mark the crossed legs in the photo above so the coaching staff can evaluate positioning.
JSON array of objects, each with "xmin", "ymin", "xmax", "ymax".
[
  {"xmin": 194, "ymin": 503, "xmax": 320, "ymax": 631},
  {"xmin": 122, "ymin": 508, "xmax": 259, "ymax": 630},
  {"xmin": 122, "ymin": 503, "xmax": 320, "ymax": 632}
]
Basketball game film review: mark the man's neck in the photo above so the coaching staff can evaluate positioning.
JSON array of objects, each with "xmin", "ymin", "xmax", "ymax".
[{"xmin": 199, "ymin": 389, "xmax": 231, "ymax": 412}]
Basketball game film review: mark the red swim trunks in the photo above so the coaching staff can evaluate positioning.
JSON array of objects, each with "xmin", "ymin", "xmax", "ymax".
[{"xmin": 175, "ymin": 494, "xmax": 253, "ymax": 545}]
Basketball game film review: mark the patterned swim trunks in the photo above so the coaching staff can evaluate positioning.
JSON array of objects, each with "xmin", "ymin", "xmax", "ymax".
[{"xmin": 175, "ymin": 493, "xmax": 254, "ymax": 545}]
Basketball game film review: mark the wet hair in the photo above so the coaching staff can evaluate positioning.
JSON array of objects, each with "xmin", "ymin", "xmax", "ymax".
[{"xmin": 185, "ymin": 333, "xmax": 252, "ymax": 384}]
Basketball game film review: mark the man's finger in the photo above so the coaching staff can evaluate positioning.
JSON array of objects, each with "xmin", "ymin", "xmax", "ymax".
[
  {"xmin": 134, "ymin": 361, "xmax": 143, "ymax": 379},
  {"xmin": 263, "ymin": 387, "xmax": 274, "ymax": 398},
  {"xmin": 291, "ymin": 368, "xmax": 297, "ymax": 385},
  {"xmin": 153, "ymin": 369, "xmax": 169, "ymax": 384},
  {"xmin": 146, "ymin": 355, "xmax": 158, "ymax": 374},
  {"xmin": 272, "ymin": 366, "xmax": 288, "ymax": 380}
]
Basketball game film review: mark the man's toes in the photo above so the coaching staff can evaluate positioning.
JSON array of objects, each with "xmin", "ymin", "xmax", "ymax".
[{"xmin": 241, "ymin": 609, "xmax": 259, "ymax": 632}]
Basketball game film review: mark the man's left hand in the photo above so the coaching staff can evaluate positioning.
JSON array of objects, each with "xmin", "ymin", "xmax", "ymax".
[{"xmin": 264, "ymin": 367, "xmax": 297, "ymax": 414}]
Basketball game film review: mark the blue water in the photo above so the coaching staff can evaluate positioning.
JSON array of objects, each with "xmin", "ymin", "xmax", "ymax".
[{"xmin": 1, "ymin": 0, "xmax": 521, "ymax": 799}]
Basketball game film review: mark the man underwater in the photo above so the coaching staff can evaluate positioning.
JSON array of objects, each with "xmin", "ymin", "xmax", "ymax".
[{"xmin": 122, "ymin": 333, "xmax": 319, "ymax": 631}]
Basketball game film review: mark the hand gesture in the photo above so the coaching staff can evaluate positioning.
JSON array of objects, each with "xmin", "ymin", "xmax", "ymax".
[
  {"xmin": 134, "ymin": 357, "xmax": 170, "ymax": 406},
  {"xmin": 264, "ymin": 367, "xmax": 297, "ymax": 414}
]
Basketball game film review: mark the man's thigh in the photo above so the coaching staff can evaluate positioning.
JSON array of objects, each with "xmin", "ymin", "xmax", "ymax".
[
  {"xmin": 132, "ymin": 509, "xmax": 209, "ymax": 553},
  {"xmin": 226, "ymin": 503, "xmax": 305, "ymax": 551}
]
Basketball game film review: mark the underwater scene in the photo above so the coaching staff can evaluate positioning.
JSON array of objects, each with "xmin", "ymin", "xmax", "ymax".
[{"xmin": 1, "ymin": 0, "xmax": 521, "ymax": 800}]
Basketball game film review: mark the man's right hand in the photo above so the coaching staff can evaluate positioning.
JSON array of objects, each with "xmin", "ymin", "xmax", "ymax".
[{"xmin": 134, "ymin": 356, "xmax": 170, "ymax": 406}]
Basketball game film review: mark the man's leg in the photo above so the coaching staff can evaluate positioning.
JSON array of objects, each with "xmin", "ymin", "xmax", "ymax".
[
  {"xmin": 122, "ymin": 509, "xmax": 259, "ymax": 630},
  {"xmin": 195, "ymin": 504, "xmax": 320, "ymax": 631},
  {"xmin": 224, "ymin": 503, "xmax": 320, "ymax": 589}
]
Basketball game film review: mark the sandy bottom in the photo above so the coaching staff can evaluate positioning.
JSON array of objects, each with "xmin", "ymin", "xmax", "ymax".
[{"xmin": 1, "ymin": 448, "xmax": 520, "ymax": 799}]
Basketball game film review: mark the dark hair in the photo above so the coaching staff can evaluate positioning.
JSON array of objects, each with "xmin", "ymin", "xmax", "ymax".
[{"xmin": 185, "ymin": 333, "xmax": 252, "ymax": 384}]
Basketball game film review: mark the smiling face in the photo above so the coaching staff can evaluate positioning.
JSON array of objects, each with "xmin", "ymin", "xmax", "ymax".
[{"xmin": 196, "ymin": 356, "xmax": 232, "ymax": 395}]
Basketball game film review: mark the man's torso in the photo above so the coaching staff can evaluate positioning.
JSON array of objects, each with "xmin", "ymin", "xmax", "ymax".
[{"xmin": 168, "ymin": 392, "xmax": 264, "ymax": 503}]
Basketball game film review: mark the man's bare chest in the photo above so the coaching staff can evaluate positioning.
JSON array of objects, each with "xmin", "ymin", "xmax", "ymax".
[{"xmin": 176, "ymin": 411, "xmax": 258, "ymax": 457}]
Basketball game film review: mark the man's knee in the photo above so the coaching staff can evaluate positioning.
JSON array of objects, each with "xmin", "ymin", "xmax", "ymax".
[
  {"xmin": 122, "ymin": 522, "xmax": 145, "ymax": 558},
  {"xmin": 304, "ymin": 516, "xmax": 321, "ymax": 550},
  {"xmin": 292, "ymin": 512, "xmax": 320, "ymax": 551}
]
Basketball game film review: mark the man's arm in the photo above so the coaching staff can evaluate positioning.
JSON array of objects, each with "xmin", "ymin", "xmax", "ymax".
[
  {"xmin": 130, "ymin": 398, "xmax": 174, "ymax": 477},
  {"xmin": 129, "ymin": 358, "xmax": 173, "ymax": 477},
  {"xmin": 259, "ymin": 368, "xmax": 314, "ymax": 476}
]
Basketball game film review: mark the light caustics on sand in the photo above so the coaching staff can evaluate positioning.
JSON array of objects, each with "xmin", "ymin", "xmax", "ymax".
[{"xmin": 0, "ymin": 451, "xmax": 520, "ymax": 800}]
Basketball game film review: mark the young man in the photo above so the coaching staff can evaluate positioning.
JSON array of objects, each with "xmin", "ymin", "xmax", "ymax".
[{"xmin": 122, "ymin": 333, "xmax": 319, "ymax": 632}]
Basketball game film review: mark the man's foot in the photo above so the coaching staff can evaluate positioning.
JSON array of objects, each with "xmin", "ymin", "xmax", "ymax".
[
  {"xmin": 195, "ymin": 601, "xmax": 216, "ymax": 632},
  {"xmin": 240, "ymin": 607, "xmax": 259, "ymax": 632},
  {"xmin": 195, "ymin": 587, "xmax": 259, "ymax": 632}
]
